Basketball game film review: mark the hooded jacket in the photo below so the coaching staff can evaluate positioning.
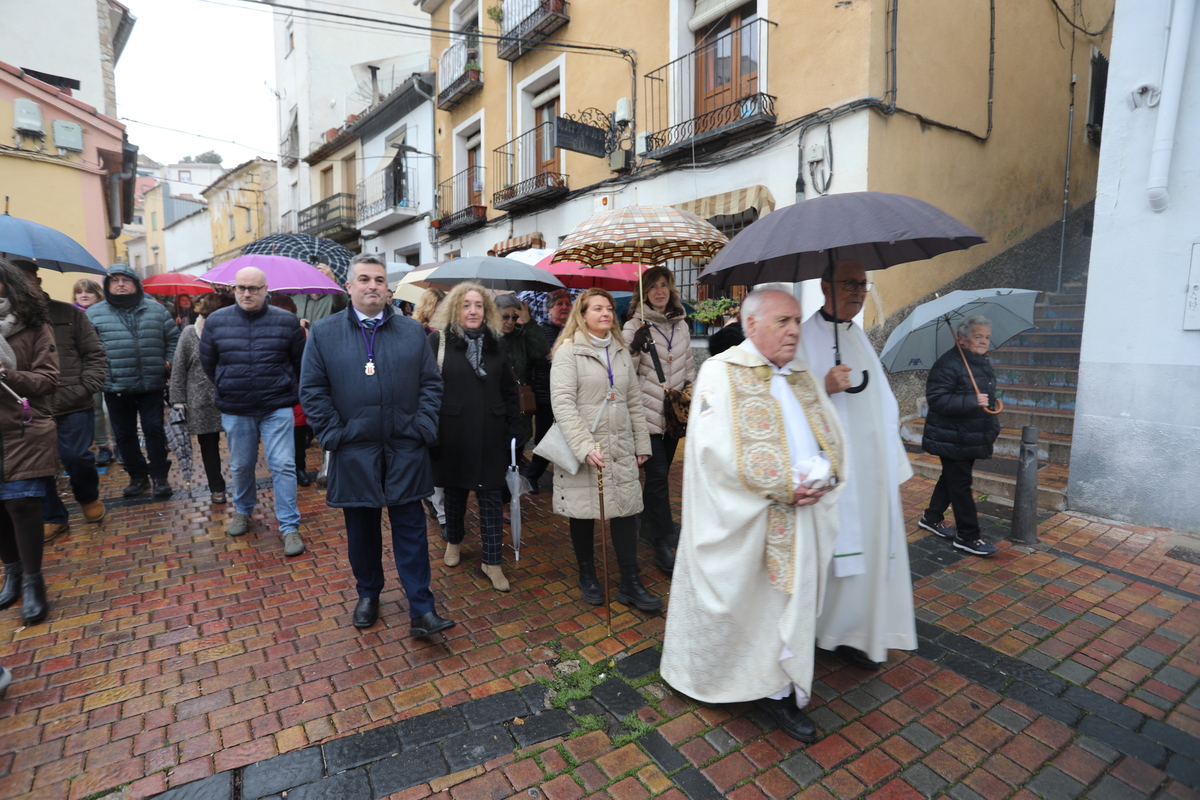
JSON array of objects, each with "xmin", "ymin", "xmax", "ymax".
[
  {"xmin": 921, "ymin": 346, "xmax": 1002, "ymax": 461},
  {"xmin": 86, "ymin": 264, "xmax": 180, "ymax": 394},
  {"xmin": 45, "ymin": 297, "xmax": 107, "ymax": 418}
]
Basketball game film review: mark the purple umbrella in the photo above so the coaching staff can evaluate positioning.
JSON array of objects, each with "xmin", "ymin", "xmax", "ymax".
[{"xmin": 200, "ymin": 254, "xmax": 344, "ymax": 294}]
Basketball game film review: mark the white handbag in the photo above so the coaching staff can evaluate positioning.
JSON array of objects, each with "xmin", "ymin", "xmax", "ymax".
[{"xmin": 533, "ymin": 402, "xmax": 607, "ymax": 476}]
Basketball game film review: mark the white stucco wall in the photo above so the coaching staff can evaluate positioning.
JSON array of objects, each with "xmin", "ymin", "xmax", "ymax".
[
  {"xmin": 1067, "ymin": 0, "xmax": 1200, "ymax": 533},
  {"xmin": 0, "ymin": 0, "xmax": 107, "ymax": 112},
  {"xmin": 164, "ymin": 210, "xmax": 215, "ymax": 274}
]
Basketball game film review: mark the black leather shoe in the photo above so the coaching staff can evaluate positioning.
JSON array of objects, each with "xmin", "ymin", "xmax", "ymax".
[
  {"xmin": 754, "ymin": 696, "xmax": 818, "ymax": 743},
  {"xmin": 577, "ymin": 561, "xmax": 602, "ymax": 605},
  {"xmin": 616, "ymin": 576, "xmax": 662, "ymax": 612},
  {"xmin": 297, "ymin": 470, "xmax": 313, "ymax": 487},
  {"xmin": 123, "ymin": 477, "xmax": 149, "ymax": 497},
  {"xmin": 410, "ymin": 610, "xmax": 456, "ymax": 637},
  {"xmin": 836, "ymin": 645, "xmax": 883, "ymax": 671},
  {"xmin": 0, "ymin": 562, "xmax": 21, "ymax": 610},
  {"xmin": 152, "ymin": 479, "xmax": 173, "ymax": 499},
  {"xmin": 352, "ymin": 597, "xmax": 379, "ymax": 628},
  {"xmin": 651, "ymin": 540, "xmax": 675, "ymax": 574},
  {"xmin": 21, "ymin": 573, "xmax": 48, "ymax": 625},
  {"xmin": 525, "ymin": 475, "xmax": 540, "ymax": 494}
]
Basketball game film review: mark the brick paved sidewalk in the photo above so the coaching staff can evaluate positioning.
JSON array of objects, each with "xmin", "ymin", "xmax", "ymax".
[{"xmin": 0, "ymin": 445, "xmax": 1198, "ymax": 800}]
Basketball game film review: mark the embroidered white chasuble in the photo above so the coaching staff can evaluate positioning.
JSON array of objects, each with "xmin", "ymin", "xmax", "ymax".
[{"xmin": 661, "ymin": 340, "xmax": 846, "ymax": 707}]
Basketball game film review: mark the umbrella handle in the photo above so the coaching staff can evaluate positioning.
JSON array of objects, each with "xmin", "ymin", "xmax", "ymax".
[
  {"xmin": 956, "ymin": 343, "xmax": 1004, "ymax": 415},
  {"xmin": 845, "ymin": 370, "xmax": 869, "ymax": 394}
]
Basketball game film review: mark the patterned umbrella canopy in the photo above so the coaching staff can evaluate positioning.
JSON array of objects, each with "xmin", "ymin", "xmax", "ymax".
[
  {"xmin": 552, "ymin": 205, "xmax": 728, "ymax": 267},
  {"xmin": 241, "ymin": 233, "xmax": 355, "ymax": 283}
]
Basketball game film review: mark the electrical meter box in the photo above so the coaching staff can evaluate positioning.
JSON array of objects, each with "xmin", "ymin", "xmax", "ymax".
[
  {"xmin": 52, "ymin": 120, "xmax": 84, "ymax": 152},
  {"xmin": 13, "ymin": 98, "xmax": 45, "ymax": 136}
]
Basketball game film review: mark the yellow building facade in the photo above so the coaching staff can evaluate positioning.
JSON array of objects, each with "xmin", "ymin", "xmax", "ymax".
[
  {"xmin": 203, "ymin": 158, "xmax": 279, "ymax": 267},
  {"xmin": 423, "ymin": 0, "xmax": 1113, "ymax": 327}
]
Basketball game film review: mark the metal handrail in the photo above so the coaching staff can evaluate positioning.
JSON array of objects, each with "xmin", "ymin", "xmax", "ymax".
[
  {"xmin": 437, "ymin": 29, "xmax": 482, "ymax": 94},
  {"xmin": 437, "ymin": 165, "xmax": 485, "ymax": 216},
  {"xmin": 357, "ymin": 167, "xmax": 419, "ymax": 224}
]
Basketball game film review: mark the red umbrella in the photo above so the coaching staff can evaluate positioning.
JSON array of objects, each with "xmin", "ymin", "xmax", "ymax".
[
  {"xmin": 534, "ymin": 254, "xmax": 646, "ymax": 290},
  {"xmin": 142, "ymin": 272, "xmax": 215, "ymax": 296}
]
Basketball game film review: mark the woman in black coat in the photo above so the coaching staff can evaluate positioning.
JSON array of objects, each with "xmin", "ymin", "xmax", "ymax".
[
  {"xmin": 918, "ymin": 315, "xmax": 1001, "ymax": 557},
  {"xmin": 428, "ymin": 283, "xmax": 522, "ymax": 592}
]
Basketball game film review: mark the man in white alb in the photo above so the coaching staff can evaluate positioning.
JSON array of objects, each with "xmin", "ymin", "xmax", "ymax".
[
  {"xmin": 802, "ymin": 260, "xmax": 917, "ymax": 670},
  {"xmin": 661, "ymin": 289, "xmax": 846, "ymax": 744}
]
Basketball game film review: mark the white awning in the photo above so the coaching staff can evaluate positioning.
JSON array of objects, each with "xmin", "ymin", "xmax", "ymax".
[{"xmin": 689, "ymin": 0, "xmax": 744, "ymax": 32}]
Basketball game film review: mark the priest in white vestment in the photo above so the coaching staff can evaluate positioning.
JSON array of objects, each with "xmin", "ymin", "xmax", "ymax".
[
  {"xmin": 802, "ymin": 260, "xmax": 917, "ymax": 670},
  {"xmin": 661, "ymin": 289, "xmax": 846, "ymax": 744}
]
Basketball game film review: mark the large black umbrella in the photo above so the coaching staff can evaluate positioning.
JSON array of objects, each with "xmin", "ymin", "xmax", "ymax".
[
  {"xmin": 241, "ymin": 233, "xmax": 354, "ymax": 283},
  {"xmin": 699, "ymin": 191, "xmax": 985, "ymax": 391}
]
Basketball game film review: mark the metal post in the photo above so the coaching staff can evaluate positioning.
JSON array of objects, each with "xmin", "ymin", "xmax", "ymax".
[{"xmin": 1010, "ymin": 426, "xmax": 1039, "ymax": 544}]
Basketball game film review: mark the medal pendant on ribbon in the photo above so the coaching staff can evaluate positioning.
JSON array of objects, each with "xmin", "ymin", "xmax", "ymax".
[
  {"xmin": 607, "ymin": 389, "xmax": 617, "ymax": 401},
  {"xmin": 365, "ymin": 361, "xmax": 376, "ymax": 376},
  {"xmin": 668, "ymin": 355, "xmax": 673, "ymax": 362}
]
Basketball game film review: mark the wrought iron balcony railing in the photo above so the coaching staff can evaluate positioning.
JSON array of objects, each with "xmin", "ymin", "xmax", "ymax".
[
  {"xmin": 435, "ymin": 166, "xmax": 487, "ymax": 235},
  {"xmin": 644, "ymin": 18, "xmax": 776, "ymax": 160},
  {"xmin": 279, "ymin": 209, "xmax": 298, "ymax": 234},
  {"xmin": 497, "ymin": 0, "xmax": 569, "ymax": 61},
  {"xmin": 357, "ymin": 167, "xmax": 420, "ymax": 231},
  {"xmin": 298, "ymin": 193, "xmax": 357, "ymax": 239},
  {"xmin": 492, "ymin": 122, "xmax": 569, "ymax": 212},
  {"xmin": 437, "ymin": 30, "xmax": 484, "ymax": 110},
  {"xmin": 280, "ymin": 126, "xmax": 300, "ymax": 168}
]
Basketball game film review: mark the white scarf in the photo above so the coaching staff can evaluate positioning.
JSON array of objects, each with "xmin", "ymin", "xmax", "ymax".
[{"xmin": 0, "ymin": 297, "xmax": 25, "ymax": 371}]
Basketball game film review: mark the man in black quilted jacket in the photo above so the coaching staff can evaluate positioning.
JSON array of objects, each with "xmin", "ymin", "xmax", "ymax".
[{"xmin": 200, "ymin": 267, "xmax": 307, "ymax": 556}]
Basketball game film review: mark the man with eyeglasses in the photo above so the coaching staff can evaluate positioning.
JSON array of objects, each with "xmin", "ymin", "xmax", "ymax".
[
  {"xmin": 802, "ymin": 259, "xmax": 916, "ymax": 672},
  {"xmin": 200, "ymin": 267, "xmax": 307, "ymax": 555},
  {"xmin": 87, "ymin": 264, "xmax": 180, "ymax": 498}
]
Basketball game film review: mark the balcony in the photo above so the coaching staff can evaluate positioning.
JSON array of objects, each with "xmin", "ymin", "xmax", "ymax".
[
  {"xmin": 357, "ymin": 167, "xmax": 421, "ymax": 232},
  {"xmin": 434, "ymin": 166, "xmax": 488, "ymax": 236},
  {"xmin": 492, "ymin": 123, "xmax": 569, "ymax": 213},
  {"xmin": 298, "ymin": 193, "xmax": 357, "ymax": 241},
  {"xmin": 497, "ymin": 0, "xmax": 569, "ymax": 61},
  {"xmin": 644, "ymin": 18, "xmax": 776, "ymax": 161},
  {"xmin": 279, "ymin": 209, "xmax": 298, "ymax": 234},
  {"xmin": 438, "ymin": 32, "xmax": 484, "ymax": 111},
  {"xmin": 280, "ymin": 126, "xmax": 299, "ymax": 168}
]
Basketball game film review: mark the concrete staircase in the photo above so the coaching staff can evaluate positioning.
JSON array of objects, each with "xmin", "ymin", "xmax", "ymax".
[{"xmin": 903, "ymin": 278, "xmax": 1087, "ymax": 510}]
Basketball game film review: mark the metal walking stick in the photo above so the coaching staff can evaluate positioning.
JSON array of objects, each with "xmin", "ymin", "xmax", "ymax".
[{"xmin": 596, "ymin": 456, "xmax": 611, "ymax": 636}]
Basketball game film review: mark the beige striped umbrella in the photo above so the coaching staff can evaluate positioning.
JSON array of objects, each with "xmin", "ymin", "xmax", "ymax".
[{"xmin": 552, "ymin": 204, "xmax": 728, "ymax": 267}]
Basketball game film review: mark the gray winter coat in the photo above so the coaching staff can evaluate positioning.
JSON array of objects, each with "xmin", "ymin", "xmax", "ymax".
[
  {"xmin": 86, "ymin": 264, "xmax": 180, "ymax": 394},
  {"xmin": 550, "ymin": 331, "xmax": 651, "ymax": 520},
  {"xmin": 299, "ymin": 306, "xmax": 442, "ymax": 508},
  {"xmin": 169, "ymin": 320, "xmax": 223, "ymax": 435}
]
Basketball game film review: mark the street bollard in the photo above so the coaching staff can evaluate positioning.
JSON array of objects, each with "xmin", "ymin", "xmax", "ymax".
[{"xmin": 1010, "ymin": 425, "xmax": 1039, "ymax": 544}]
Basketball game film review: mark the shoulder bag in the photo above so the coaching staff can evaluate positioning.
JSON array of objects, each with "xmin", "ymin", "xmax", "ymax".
[{"xmin": 533, "ymin": 400, "xmax": 606, "ymax": 475}]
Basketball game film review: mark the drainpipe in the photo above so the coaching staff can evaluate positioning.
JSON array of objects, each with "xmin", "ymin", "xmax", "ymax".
[
  {"xmin": 107, "ymin": 141, "xmax": 137, "ymax": 239},
  {"xmin": 1147, "ymin": 0, "xmax": 1197, "ymax": 212}
]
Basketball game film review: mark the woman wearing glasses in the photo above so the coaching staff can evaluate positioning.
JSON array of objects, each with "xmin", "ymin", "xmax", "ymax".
[
  {"xmin": 428, "ymin": 284, "xmax": 523, "ymax": 592},
  {"xmin": 0, "ymin": 258, "xmax": 61, "ymax": 626},
  {"xmin": 621, "ymin": 267, "xmax": 695, "ymax": 575}
]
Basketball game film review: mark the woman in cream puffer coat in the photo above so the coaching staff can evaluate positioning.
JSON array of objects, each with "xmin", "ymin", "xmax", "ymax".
[
  {"xmin": 550, "ymin": 289, "xmax": 658, "ymax": 612},
  {"xmin": 621, "ymin": 267, "xmax": 695, "ymax": 575}
]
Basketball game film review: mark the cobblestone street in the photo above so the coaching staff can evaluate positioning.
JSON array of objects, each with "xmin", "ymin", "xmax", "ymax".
[{"xmin": 1, "ymin": 445, "xmax": 1197, "ymax": 800}]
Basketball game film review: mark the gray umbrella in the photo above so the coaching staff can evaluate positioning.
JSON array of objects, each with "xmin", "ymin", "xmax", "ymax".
[
  {"xmin": 422, "ymin": 257, "xmax": 564, "ymax": 292},
  {"xmin": 699, "ymin": 191, "xmax": 986, "ymax": 392},
  {"xmin": 165, "ymin": 406, "xmax": 193, "ymax": 490}
]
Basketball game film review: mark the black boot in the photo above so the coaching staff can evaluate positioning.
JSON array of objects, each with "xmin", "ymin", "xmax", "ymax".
[
  {"xmin": 123, "ymin": 477, "xmax": 149, "ymax": 497},
  {"xmin": 616, "ymin": 568, "xmax": 662, "ymax": 612},
  {"xmin": 650, "ymin": 539, "xmax": 675, "ymax": 574},
  {"xmin": 0, "ymin": 561, "xmax": 21, "ymax": 610},
  {"xmin": 21, "ymin": 572, "xmax": 48, "ymax": 625},
  {"xmin": 577, "ymin": 559, "xmax": 603, "ymax": 605}
]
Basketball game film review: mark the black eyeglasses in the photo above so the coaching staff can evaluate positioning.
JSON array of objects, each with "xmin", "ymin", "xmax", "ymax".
[
  {"xmin": 234, "ymin": 285, "xmax": 266, "ymax": 295},
  {"xmin": 837, "ymin": 280, "xmax": 873, "ymax": 292},
  {"xmin": 501, "ymin": 314, "xmax": 521, "ymax": 322}
]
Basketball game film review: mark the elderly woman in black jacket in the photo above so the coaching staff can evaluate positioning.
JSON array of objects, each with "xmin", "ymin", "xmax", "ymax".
[
  {"xmin": 428, "ymin": 283, "xmax": 522, "ymax": 592},
  {"xmin": 918, "ymin": 315, "xmax": 1001, "ymax": 557}
]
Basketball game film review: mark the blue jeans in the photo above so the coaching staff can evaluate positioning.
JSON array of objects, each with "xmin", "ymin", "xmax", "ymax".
[
  {"xmin": 222, "ymin": 408, "xmax": 299, "ymax": 534},
  {"xmin": 43, "ymin": 409, "xmax": 100, "ymax": 524}
]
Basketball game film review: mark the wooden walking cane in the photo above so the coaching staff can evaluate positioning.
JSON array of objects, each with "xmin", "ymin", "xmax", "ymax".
[
  {"xmin": 596, "ymin": 455, "xmax": 611, "ymax": 636},
  {"xmin": 948, "ymin": 318, "xmax": 1004, "ymax": 416}
]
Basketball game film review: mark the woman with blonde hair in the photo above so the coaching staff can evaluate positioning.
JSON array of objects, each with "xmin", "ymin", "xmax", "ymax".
[
  {"xmin": 550, "ymin": 289, "xmax": 658, "ymax": 610},
  {"xmin": 413, "ymin": 288, "xmax": 445, "ymax": 331},
  {"xmin": 428, "ymin": 283, "xmax": 522, "ymax": 591},
  {"xmin": 621, "ymin": 267, "xmax": 695, "ymax": 574}
]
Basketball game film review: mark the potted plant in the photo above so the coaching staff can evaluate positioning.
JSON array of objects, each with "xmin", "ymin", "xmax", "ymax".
[
  {"xmin": 464, "ymin": 62, "xmax": 482, "ymax": 80},
  {"xmin": 486, "ymin": 4, "xmax": 503, "ymax": 24},
  {"xmin": 689, "ymin": 297, "xmax": 739, "ymax": 335}
]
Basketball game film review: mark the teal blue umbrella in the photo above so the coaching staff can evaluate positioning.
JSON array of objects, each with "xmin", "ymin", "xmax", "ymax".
[
  {"xmin": 879, "ymin": 288, "xmax": 1039, "ymax": 373},
  {"xmin": 0, "ymin": 206, "xmax": 107, "ymax": 274}
]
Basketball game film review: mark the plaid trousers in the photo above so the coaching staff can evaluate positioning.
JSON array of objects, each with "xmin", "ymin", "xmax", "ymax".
[{"xmin": 442, "ymin": 487, "xmax": 504, "ymax": 565}]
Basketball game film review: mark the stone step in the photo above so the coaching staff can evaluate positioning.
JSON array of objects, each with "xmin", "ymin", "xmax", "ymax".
[
  {"xmin": 995, "ymin": 383, "xmax": 1077, "ymax": 411},
  {"xmin": 906, "ymin": 449, "xmax": 1067, "ymax": 511},
  {"xmin": 992, "ymin": 364, "xmax": 1079, "ymax": 388},
  {"xmin": 904, "ymin": 421, "xmax": 1073, "ymax": 464},
  {"xmin": 990, "ymin": 347, "xmax": 1081, "ymax": 367},
  {"xmin": 997, "ymin": 406, "xmax": 1077, "ymax": 435},
  {"xmin": 1031, "ymin": 316, "xmax": 1084, "ymax": 332},
  {"xmin": 1002, "ymin": 330, "xmax": 1083, "ymax": 348}
]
